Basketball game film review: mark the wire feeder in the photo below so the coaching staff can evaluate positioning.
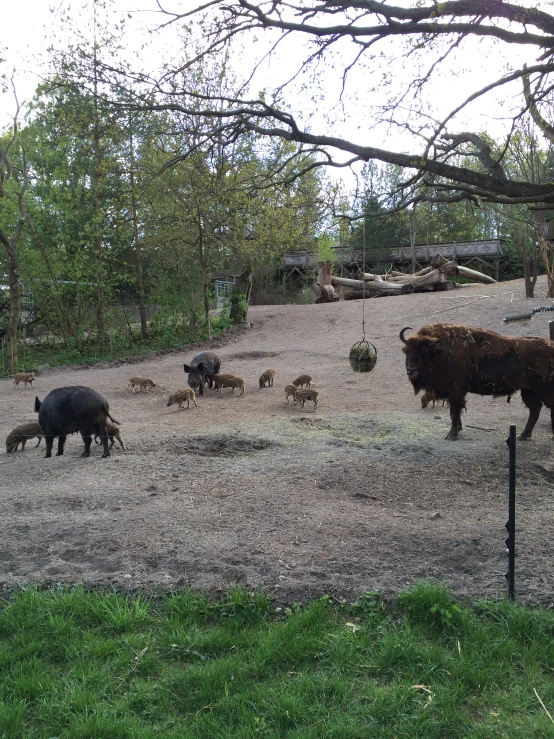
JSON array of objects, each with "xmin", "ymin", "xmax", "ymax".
[
  {"xmin": 349, "ymin": 212, "xmax": 378, "ymax": 372},
  {"xmin": 349, "ymin": 339, "xmax": 378, "ymax": 373}
]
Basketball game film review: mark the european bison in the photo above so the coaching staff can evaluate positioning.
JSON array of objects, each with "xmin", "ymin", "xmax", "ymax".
[
  {"xmin": 35, "ymin": 386, "xmax": 119, "ymax": 458},
  {"xmin": 183, "ymin": 352, "xmax": 221, "ymax": 395},
  {"xmin": 401, "ymin": 323, "xmax": 554, "ymax": 440}
]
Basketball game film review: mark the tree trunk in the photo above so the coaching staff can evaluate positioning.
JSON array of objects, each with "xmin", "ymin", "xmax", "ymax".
[
  {"xmin": 431, "ymin": 256, "xmax": 496, "ymax": 283},
  {"xmin": 93, "ymin": 23, "xmax": 105, "ymax": 345},
  {"xmin": 0, "ymin": 231, "xmax": 22, "ymax": 374},
  {"xmin": 332, "ymin": 276, "xmax": 414, "ymax": 294},
  {"xmin": 26, "ymin": 213, "xmax": 69, "ymax": 340},
  {"xmin": 203, "ymin": 268, "xmax": 211, "ymax": 330},
  {"xmin": 313, "ymin": 260, "xmax": 340, "ymax": 301},
  {"xmin": 535, "ymin": 211, "xmax": 554, "ymax": 298},
  {"xmin": 129, "ymin": 125, "xmax": 148, "ymax": 339},
  {"xmin": 410, "ymin": 208, "xmax": 417, "ymax": 275},
  {"xmin": 386, "ymin": 268, "xmax": 448, "ymax": 289},
  {"xmin": 456, "ymin": 265, "xmax": 496, "ymax": 283},
  {"xmin": 0, "ymin": 96, "xmax": 28, "ymax": 373},
  {"xmin": 317, "ymin": 260, "xmax": 332, "ymax": 286},
  {"xmin": 315, "ymin": 282, "xmax": 340, "ymax": 302},
  {"xmin": 344, "ymin": 289, "xmax": 380, "ymax": 300},
  {"xmin": 230, "ymin": 265, "xmax": 253, "ymax": 322},
  {"xmin": 513, "ymin": 225, "xmax": 538, "ymax": 298}
]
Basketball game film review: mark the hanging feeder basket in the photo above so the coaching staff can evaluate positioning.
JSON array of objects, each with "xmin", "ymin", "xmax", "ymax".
[{"xmin": 349, "ymin": 340, "xmax": 377, "ymax": 373}]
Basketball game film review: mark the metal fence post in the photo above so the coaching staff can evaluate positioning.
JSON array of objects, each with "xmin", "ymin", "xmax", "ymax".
[{"xmin": 505, "ymin": 425, "xmax": 516, "ymax": 601}]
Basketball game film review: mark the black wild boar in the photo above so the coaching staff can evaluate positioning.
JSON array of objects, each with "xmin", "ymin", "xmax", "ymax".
[
  {"xmin": 35, "ymin": 386, "xmax": 119, "ymax": 459},
  {"xmin": 183, "ymin": 351, "xmax": 221, "ymax": 395}
]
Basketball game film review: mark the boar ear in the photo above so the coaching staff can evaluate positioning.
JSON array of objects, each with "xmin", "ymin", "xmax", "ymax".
[
  {"xmin": 196, "ymin": 362, "xmax": 205, "ymax": 372},
  {"xmin": 183, "ymin": 363, "xmax": 190, "ymax": 373},
  {"xmin": 34, "ymin": 397, "xmax": 42, "ymax": 412}
]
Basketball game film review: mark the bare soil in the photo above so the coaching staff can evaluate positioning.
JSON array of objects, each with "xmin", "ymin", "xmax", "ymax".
[{"xmin": 2, "ymin": 277, "xmax": 554, "ymax": 604}]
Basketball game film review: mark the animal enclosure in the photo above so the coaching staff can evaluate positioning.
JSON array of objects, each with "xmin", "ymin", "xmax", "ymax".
[{"xmin": 1, "ymin": 276, "xmax": 554, "ymax": 604}]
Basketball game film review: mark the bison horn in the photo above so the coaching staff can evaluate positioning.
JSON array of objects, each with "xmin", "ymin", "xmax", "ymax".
[{"xmin": 399, "ymin": 327, "xmax": 413, "ymax": 344}]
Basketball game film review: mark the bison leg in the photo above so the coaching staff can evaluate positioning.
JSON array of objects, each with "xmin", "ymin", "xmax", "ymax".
[
  {"xmin": 519, "ymin": 390, "xmax": 542, "ymax": 440},
  {"xmin": 56, "ymin": 435, "xmax": 67, "ymax": 456},
  {"xmin": 446, "ymin": 398, "xmax": 464, "ymax": 440}
]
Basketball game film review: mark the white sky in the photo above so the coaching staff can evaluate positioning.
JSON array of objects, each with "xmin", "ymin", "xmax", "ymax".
[
  {"xmin": 1, "ymin": 0, "xmax": 545, "ymax": 188},
  {"xmin": 1, "ymin": 1, "xmax": 165, "ymax": 120}
]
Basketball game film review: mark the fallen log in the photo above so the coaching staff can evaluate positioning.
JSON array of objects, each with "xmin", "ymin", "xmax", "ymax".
[
  {"xmin": 314, "ymin": 282, "xmax": 340, "ymax": 303},
  {"xmin": 332, "ymin": 276, "xmax": 414, "ymax": 295},
  {"xmin": 386, "ymin": 268, "xmax": 447, "ymax": 289},
  {"xmin": 449, "ymin": 281, "xmax": 483, "ymax": 288},
  {"xmin": 344, "ymin": 290, "xmax": 382, "ymax": 300},
  {"xmin": 457, "ymin": 265, "xmax": 497, "ymax": 283},
  {"xmin": 432, "ymin": 255, "xmax": 496, "ymax": 283}
]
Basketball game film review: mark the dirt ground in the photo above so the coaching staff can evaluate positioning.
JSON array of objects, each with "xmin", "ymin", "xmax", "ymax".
[{"xmin": 2, "ymin": 277, "xmax": 554, "ymax": 605}]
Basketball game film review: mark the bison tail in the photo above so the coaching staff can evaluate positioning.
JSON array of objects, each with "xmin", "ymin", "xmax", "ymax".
[{"xmin": 34, "ymin": 396, "xmax": 42, "ymax": 412}]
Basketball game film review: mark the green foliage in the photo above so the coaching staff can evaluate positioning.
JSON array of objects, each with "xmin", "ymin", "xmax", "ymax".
[
  {"xmin": 228, "ymin": 291, "xmax": 249, "ymax": 323},
  {"xmin": 3, "ymin": 68, "xmax": 326, "ymax": 366},
  {"xmin": 1, "ymin": 583, "xmax": 554, "ymax": 737},
  {"xmin": 500, "ymin": 240, "xmax": 526, "ymax": 281},
  {"xmin": 147, "ymin": 311, "xmax": 188, "ymax": 342},
  {"xmin": 317, "ymin": 234, "xmax": 335, "ymax": 261}
]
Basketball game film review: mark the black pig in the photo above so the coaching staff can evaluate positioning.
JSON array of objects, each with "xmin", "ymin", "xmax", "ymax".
[
  {"xmin": 183, "ymin": 352, "xmax": 221, "ymax": 396},
  {"xmin": 35, "ymin": 386, "xmax": 119, "ymax": 459}
]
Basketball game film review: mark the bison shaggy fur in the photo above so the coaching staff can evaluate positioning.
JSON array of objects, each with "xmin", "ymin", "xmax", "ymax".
[{"xmin": 401, "ymin": 323, "xmax": 554, "ymax": 441}]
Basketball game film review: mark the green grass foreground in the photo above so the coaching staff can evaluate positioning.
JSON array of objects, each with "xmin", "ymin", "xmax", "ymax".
[{"xmin": 1, "ymin": 583, "xmax": 553, "ymax": 738}]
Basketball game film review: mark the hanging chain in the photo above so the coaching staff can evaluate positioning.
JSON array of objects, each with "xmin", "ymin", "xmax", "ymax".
[{"xmin": 361, "ymin": 215, "xmax": 366, "ymax": 341}]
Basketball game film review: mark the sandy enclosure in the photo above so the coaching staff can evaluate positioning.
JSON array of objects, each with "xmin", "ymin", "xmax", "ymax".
[{"xmin": 2, "ymin": 277, "xmax": 554, "ymax": 604}]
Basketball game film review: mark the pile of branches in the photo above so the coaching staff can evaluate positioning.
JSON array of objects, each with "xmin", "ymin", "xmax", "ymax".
[{"xmin": 326, "ymin": 256, "xmax": 496, "ymax": 301}]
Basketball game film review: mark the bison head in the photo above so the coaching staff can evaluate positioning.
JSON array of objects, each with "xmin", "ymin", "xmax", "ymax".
[{"xmin": 400, "ymin": 327, "xmax": 442, "ymax": 393}]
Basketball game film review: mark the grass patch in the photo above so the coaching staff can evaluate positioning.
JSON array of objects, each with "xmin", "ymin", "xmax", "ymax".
[{"xmin": 0, "ymin": 583, "xmax": 553, "ymax": 737}]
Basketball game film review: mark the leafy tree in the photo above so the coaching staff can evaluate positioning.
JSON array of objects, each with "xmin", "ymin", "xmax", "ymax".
[
  {"xmin": 25, "ymin": 79, "xmax": 134, "ymax": 344},
  {"xmin": 0, "ymin": 87, "xmax": 29, "ymax": 373},
  {"xmin": 126, "ymin": 0, "xmax": 554, "ymax": 211}
]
